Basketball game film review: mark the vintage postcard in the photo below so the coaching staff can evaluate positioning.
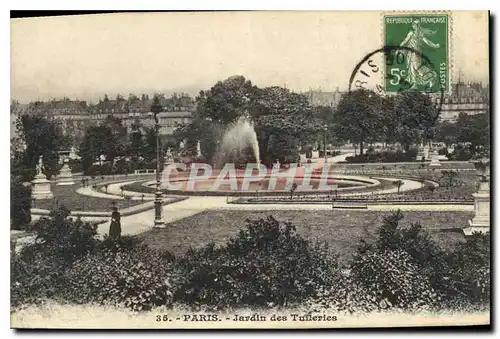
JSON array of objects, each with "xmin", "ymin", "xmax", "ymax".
[{"xmin": 10, "ymin": 11, "xmax": 490, "ymax": 329}]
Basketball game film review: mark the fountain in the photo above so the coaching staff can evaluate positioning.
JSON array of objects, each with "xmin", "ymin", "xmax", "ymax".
[
  {"xmin": 157, "ymin": 115, "xmax": 384, "ymax": 195},
  {"xmin": 215, "ymin": 116, "xmax": 260, "ymax": 168}
]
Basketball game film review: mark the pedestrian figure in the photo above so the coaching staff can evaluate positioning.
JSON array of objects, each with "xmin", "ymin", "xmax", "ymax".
[
  {"xmin": 81, "ymin": 178, "xmax": 85, "ymax": 187},
  {"xmin": 109, "ymin": 206, "xmax": 121, "ymax": 240}
]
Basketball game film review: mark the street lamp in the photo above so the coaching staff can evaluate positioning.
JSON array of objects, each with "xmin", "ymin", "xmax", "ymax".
[
  {"xmin": 150, "ymin": 95, "xmax": 165, "ymax": 228},
  {"xmin": 323, "ymin": 124, "xmax": 328, "ymax": 166}
]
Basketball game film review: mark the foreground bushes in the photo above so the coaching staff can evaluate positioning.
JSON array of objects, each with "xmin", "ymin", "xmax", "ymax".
[
  {"xmin": 174, "ymin": 216, "xmax": 339, "ymax": 309},
  {"xmin": 11, "ymin": 178, "xmax": 31, "ymax": 230},
  {"xmin": 11, "ymin": 206, "xmax": 490, "ymax": 313},
  {"xmin": 63, "ymin": 247, "xmax": 176, "ymax": 311}
]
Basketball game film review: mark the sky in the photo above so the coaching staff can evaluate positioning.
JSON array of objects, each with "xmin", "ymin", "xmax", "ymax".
[{"xmin": 11, "ymin": 11, "xmax": 489, "ymax": 103}]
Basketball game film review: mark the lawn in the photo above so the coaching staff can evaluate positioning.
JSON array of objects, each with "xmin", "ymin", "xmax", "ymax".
[
  {"xmin": 339, "ymin": 169, "xmax": 479, "ymax": 201},
  {"xmin": 138, "ymin": 210, "xmax": 472, "ymax": 264},
  {"xmin": 34, "ymin": 183, "xmax": 144, "ymax": 212}
]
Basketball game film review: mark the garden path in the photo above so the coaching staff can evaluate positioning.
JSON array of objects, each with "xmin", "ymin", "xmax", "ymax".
[{"xmin": 97, "ymin": 195, "xmax": 474, "ymax": 237}]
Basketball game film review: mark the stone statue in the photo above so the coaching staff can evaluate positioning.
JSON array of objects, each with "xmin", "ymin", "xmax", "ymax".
[
  {"xmin": 32, "ymin": 154, "xmax": 53, "ymax": 199},
  {"xmin": 165, "ymin": 148, "xmax": 173, "ymax": 161},
  {"xmin": 196, "ymin": 141, "xmax": 201, "ymax": 157},
  {"xmin": 36, "ymin": 155, "xmax": 44, "ymax": 176}
]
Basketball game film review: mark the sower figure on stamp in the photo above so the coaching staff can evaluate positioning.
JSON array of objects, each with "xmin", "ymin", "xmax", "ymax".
[
  {"xmin": 109, "ymin": 206, "xmax": 121, "ymax": 239},
  {"xmin": 399, "ymin": 20, "xmax": 440, "ymax": 89}
]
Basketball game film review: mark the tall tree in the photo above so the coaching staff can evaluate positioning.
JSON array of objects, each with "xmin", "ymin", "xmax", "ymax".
[
  {"xmin": 79, "ymin": 125, "xmax": 114, "ymax": 172},
  {"xmin": 14, "ymin": 114, "xmax": 69, "ymax": 180},
  {"xmin": 196, "ymin": 75, "xmax": 257, "ymax": 124},
  {"xmin": 102, "ymin": 115, "xmax": 128, "ymax": 159},
  {"xmin": 142, "ymin": 127, "xmax": 158, "ymax": 162},
  {"xmin": 128, "ymin": 119, "xmax": 144, "ymax": 160},
  {"xmin": 333, "ymin": 89, "xmax": 384, "ymax": 155},
  {"xmin": 393, "ymin": 90, "xmax": 439, "ymax": 149},
  {"xmin": 434, "ymin": 121, "xmax": 458, "ymax": 147},
  {"xmin": 455, "ymin": 113, "xmax": 490, "ymax": 153}
]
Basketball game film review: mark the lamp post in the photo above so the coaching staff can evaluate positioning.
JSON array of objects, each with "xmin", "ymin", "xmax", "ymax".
[
  {"xmin": 150, "ymin": 95, "xmax": 165, "ymax": 228},
  {"xmin": 323, "ymin": 124, "xmax": 328, "ymax": 167}
]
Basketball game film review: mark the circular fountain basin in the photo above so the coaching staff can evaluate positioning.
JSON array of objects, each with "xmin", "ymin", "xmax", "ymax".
[{"xmin": 148, "ymin": 167, "xmax": 380, "ymax": 196}]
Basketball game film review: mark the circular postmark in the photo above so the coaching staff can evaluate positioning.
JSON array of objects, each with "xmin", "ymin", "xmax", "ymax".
[{"xmin": 348, "ymin": 45, "xmax": 444, "ymax": 122}]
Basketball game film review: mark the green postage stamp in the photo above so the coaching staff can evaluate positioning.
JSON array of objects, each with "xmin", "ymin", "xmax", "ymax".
[{"xmin": 384, "ymin": 13, "xmax": 449, "ymax": 93}]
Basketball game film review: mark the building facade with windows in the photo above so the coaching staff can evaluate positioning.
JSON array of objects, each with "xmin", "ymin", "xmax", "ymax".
[
  {"xmin": 10, "ymin": 93, "xmax": 196, "ymax": 147},
  {"xmin": 433, "ymin": 81, "xmax": 489, "ymax": 122}
]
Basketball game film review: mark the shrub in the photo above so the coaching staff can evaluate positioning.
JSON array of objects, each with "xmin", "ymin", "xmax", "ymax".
[
  {"xmin": 445, "ymin": 232, "xmax": 490, "ymax": 309},
  {"xmin": 438, "ymin": 147, "xmax": 449, "ymax": 156},
  {"xmin": 97, "ymin": 234, "xmax": 146, "ymax": 253},
  {"xmin": 11, "ymin": 246, "xmax": 69, "ymax": 307},
  {"xmin": 368, "ymin": 211, "xmax": 490, "ymax": 311},
  {"xmin": 345, "ymin": 149, "xmax": 417, "ymax": 163},
  {"xmin": 175, "ymin": 216, "xmax": 339, "ymax": 309},
  {"xmin": 26, "ymin": 205, "xmax": 98, "ymax": 265},
  {"xmin": 68, "ymin": 158, "xmax": 82, "ymax": 173},
  {"xmin": 62, "ymin": 247, "xmax": 177, "ymax": 311},
  {"xmin": 374, "ymin": 211, "xmax": 453, "ymax": 297},
  {"xmin": 11, "ymin": 179, "xmax": 31, "ymax": 230},
  {"xmin": 448, "ymin": 145, "xmax": 473, "ymax": 161},
  {"xmin": 348, "ymin": 249, "xmax": 439, "ymax": 311}
]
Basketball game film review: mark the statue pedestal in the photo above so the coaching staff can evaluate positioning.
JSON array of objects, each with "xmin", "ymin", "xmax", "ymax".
[
  {"xmin": 56, "ymin": 163, "xmax": 75, "ymax": 186},
  {"xmin": 429, "ymin": 151, "xmax": 441, "ymax": 167},
  {"xmin": 416, "ymin": 147, "xmax": 425, "ymax": 161},
  {"xmin": 464, "ymin": 181, "xmax": 490, "ymax": 235},
  {"xmin": 423, "ymin": 145, "xmax": 430, "ymax": 160},
  {"xmin": 31, "ymin": 174, "xmax": 54, "ymax": 200}
]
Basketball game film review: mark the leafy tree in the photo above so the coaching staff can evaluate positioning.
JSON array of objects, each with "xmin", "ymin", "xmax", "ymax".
[
  {"xmin": 14, "ymin": 114, "xmax": 69, "ymax": 180},
  {"xmin": 143, "ymin": 127, "xmax": 158, "ymax": 162},
  {"xmin": 379, "ymin": 95, "xmax": 398, "ymax": 144},
  {"xmin": 393, "ymin": 90, "xmax": 439, "ymax": 149},
  {"xmin": 101, "ymin": 115, "xmax": 128, "ymax": 159},
  {"xmin": 434, "ymin": 121, "xmax": 457, "ymax": 147},
  {"xmin": 250, "ymin": 86, "xmax": 313, "ymax": 118},
  {"xmin": 188, "ymin": 79, "xmax": 321, "ymax": 165},
  {"xmin": 196, "ymin": 75, "xmax": 257, "ymax": 125},
  {"xmin": 79, "ymin": 115, "xmax": 128, "ymax": 173},
  {"xmin": 251, "ymin": 86, "xmax": 319, "ymax": 163},
  {"xmin": 266, "ymin": 132, "xmax": 299, "ymax": 164},
  {"xmin": 455, "ymin": 113, "xmax": 490, "ymax": 154},
  {"xmin": 173, "ymin": 119, "xmax": 224, "ymax": 163},
  {"xmin": 79, "ymin": 125, "xmax": 113, "ymax": 173},
  {"xmin": 333, "ymin": 89, "xmax": 384, "ymax": 154},
  {"xmin": 128, "ymin": 118, "xmax": 144, "ymax": 160},
  {"xmin": 392, "ymin": 179, "xmax": 404, "ymax": 193}
]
